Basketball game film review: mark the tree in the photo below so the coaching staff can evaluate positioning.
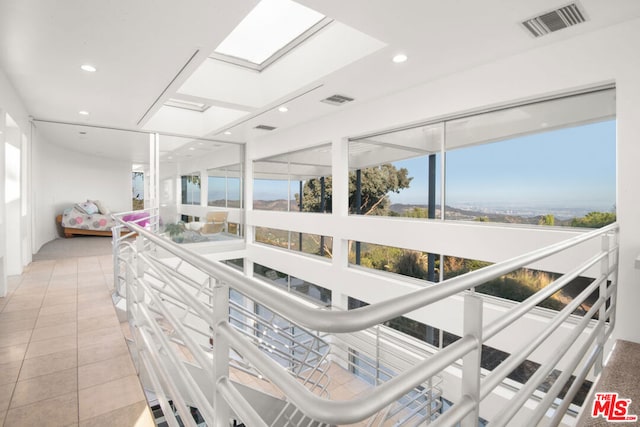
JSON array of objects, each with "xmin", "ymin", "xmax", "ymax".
[
  {"xmin": 295, "ymin": 164, "xmax": 412, "ymax": 216},
  {"xmin": 349, "ymin": 164, "xmax": 412, "ymax": 215},
  {"xmin": 570, "ymin": 211, "xmax": 616, "ymax": 228}
]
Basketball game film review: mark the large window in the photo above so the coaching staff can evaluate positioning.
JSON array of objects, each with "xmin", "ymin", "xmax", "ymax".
[
  {"xmin": 349, "ymin": 124, "xmax": 443, "ymax": 218},
  {"xmin": 181, "ymin": 173, "xmax": 201, "ymax": 205},
  {"xmin": 347, "ymin": 88, "xmax": 616, "ymax": 228},
  {"xmin": 256, "ymin": 226, "xmax": 332, "ymax": 259},
  {"xmin": 253, "ymin": 144, "xmax": 332, "ymax": 212},
  {"xmin": 253, "ymin": 263, "xmax": 331, "ymax": 305},
  {"xmin": 208, "ymin": 164, "xmax": 242, "ymax": 208},
  {"xmin": 445, "ymin": 88, "xmax": 616, "ymax": 227}
]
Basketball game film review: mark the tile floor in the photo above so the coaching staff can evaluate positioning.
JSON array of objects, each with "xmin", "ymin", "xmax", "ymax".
[{"xmin": 0, "ymin": 255, "xmax": 154, "ymax": 427}]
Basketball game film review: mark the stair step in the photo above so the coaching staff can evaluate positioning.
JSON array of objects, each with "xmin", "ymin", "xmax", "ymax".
[{"xmin": 577, "ymin": 339, "xmax": 640, "ymax": 425}]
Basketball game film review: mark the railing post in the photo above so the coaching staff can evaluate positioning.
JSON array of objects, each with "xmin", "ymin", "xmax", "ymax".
[
  {"xmin": 595, "ymin": 234, "xmax": 610, "ymax": 375},
  {"xmin": 112, "ymin": 227, "xmax": 120, "ymax": 296},
  {"xmin": 461, "ymin": 293, "xmax": 483, "ymax": 427},
  {"xmin": 135, "ymin": 235, "xmax": 146, "ymax": 303},
  {"xmin": 213, "ymin": 278, "xmax": 230, "ymax": 427}
]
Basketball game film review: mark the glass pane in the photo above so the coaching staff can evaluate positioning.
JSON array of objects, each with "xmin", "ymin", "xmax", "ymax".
[
  {"xmin": 349, "ymin": 123, "xmax": 443, "ymax": 217},
  {"xmin": 349, "ymin": 241, "xmax": 440, "ymax": 282},
  {"xmin": 445, "ymin": 90, "xmax": 616, "ymax": 227}
]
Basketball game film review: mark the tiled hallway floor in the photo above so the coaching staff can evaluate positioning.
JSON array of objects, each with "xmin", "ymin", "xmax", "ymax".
[{"xmin": 0, "ymin": 255, "xmax": 154, "ymax": 426}]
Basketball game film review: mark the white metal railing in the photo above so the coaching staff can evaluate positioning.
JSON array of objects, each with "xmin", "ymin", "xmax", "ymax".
[{"xmin": 112, "ymin": 214, "xmax": 619, "ymax": 427}]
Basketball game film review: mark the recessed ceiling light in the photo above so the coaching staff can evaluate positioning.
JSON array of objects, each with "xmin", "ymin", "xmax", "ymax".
[
  {"xmin": 278, "ymin": 106, "xmax": 289, "ymax": 113},
  {"xmin": 224, "ymin": 131, "xmax": 232, "ymax": 135},
  {"xmin": 392, "ymin": 54, "xmax": 408, "ymax": 63},
  {"xmin": 80, "ymin": 64, "xmax": 97, "ymax": 72},
  {"xmin": 188, "ymin": 147, "xmax": 195, "ymax": 151},
  {"xmin": 78, "ymin": 111, "xmax": 89, "ymax": 116}
]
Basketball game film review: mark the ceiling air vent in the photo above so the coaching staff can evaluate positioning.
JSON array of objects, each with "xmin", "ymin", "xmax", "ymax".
[
  {"xmin": 321, "ymin": 94, "xmax": 355, "ymax": 106},
  {"xmin": 254, "ymin": 124, "xmax": 277, "ymax": 131},
  {"xmin": 522, "ymin": 3, "xmax": 586, "ymax": 38}
]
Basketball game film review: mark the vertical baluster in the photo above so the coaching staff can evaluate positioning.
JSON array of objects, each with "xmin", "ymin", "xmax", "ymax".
[
  {"xmin": 213, "ymin": 279, "xmax": 230, "ymax": 427},
  {"xmin": 461, "ymin": 293, "xmax": 482, "ymax": 427},
  {"xmin": 595, "ymin": 233, "xmax": 611, "ymax": 375}
]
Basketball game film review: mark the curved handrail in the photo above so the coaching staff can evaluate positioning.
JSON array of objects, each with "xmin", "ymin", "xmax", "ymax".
[
  {"xmin": 218, "ymin": 321, "xmax": 477, "ymax": 425},
  {"xmin": 116, "ymin": 217, "xmax": 617, "ymax": 334}
]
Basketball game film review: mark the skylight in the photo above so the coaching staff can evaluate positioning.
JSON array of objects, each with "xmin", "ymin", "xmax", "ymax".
[
  {"xmin": 214, "ymin": 0, "xmax": 327, "ymax": 67},
  {"xmin": 165, "ymin": 98, "xmax": 210, "ymax": 112}
]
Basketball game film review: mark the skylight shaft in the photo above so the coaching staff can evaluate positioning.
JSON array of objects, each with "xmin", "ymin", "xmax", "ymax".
[{"xmin": 215, "ymin": 0, "xmax": 325, "ymax": 65}]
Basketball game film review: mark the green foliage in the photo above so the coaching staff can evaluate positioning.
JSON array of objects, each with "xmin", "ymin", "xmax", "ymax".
[
  {"xmin": 296, "ymin": 177, "xmax": 333, "ymax": 213},
  {"xmin": 403, "ymin": 207, "xmax": 429, "ymax": 218},
  {"xmin": 296, "ymin": 164, "xmax": 412, "ymax": 216},
  {"xmin": 164, "ymin": 222, "xmax": 185, "ymax": 237},
  {"xmin": 475, "ymin": 216, "xmax": 489, "ymax": 222},
  {"xmin": 394, "ymin": 250, "xmax": 430, "ymax": 280},
  {"xmin": 538, "ymin": 214, "xmax": 555, "ymax": 226},
  {"xmin": 349, "ymin": 164, "xmax": 412, "ymax": 215},
  {"xmin": 570, "ymin": 211, "xmax": 616, "ymax": 228}
]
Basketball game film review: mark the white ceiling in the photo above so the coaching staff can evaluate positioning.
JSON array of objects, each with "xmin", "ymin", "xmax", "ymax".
[{"xmin": 1, "ymin": 0, "xmax": 640, "ymax": 164}]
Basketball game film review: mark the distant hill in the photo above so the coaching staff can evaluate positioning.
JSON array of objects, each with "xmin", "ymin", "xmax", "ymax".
[
  {"xmin": 390, "ymin": 204, "xmax": 573, "ymax": 225},
  {"xmin": 253, "ymin": 199, "xmax": 298, "ymax": 211}
]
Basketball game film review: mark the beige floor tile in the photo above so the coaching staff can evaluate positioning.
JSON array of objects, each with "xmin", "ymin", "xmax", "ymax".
[
  {"xmin": 0, "ymin": 343, "xmax": 28, "ymax": 363},
  {"xmin": 38, "ymin": 301, "xmax": 78, "ymax": 316},
  {"xmin": 4, "ymin": 391, "xmax": 78, "ymax": 427},
  {"xmin": 19, "ymin": 349, "xmax": 78, "ymax": 381},
  {"xmin": 1, "ymin": 299, "xmax": 43, "ymax": 313},
  {"xmin": 44, "ymin": 287, "xmax": 77, "ymax": 297},
  {"xmin": 0, "ymin": 360, "xmax": 21, "ymax": 386},
  {"xmin": 0, "ymin": 410, "xmax": 5, "ymax": 426},
  {"xmin": 35, "ymin": 310, "xmax": 78, "ymax": 328},
  {"xmin": 78, "ymin": 339, "xmax": 129, "ymax": 366},
  {"xmin": 42, "ymin": 294, "xmax": 77, "ymax": 307},
  {"xmin": 77, "ymin": 304, "xmax": 116, "ymax": 320},
  {"xmin": 0, "ymin": 382, "xmax": 14, "ymax": 412},
  {"xmin": 78, "ymin": 326, "xmax": 123, "ymax": 349},
  {"xmin": 10, "ymin": 288, "xmax": 46, "ymax": 298},
  {"xmin": 0, "ymin": 318, "xmax": 37, "ymax": 333},
  {"xmin": 47, "ymin": 281, "xmax": 78, "ymax": 290},
  {"xmin": 79, "ymin": 400, "xmax": 154, "ymax": 427},
  {"xmin": 78, "ymin": 354, "xmax": 136, "ymax": 390},
  {"xmin": 25, "ymin": 334, "xmax": 77, "ymax": 359},
  {"xmin": 11, "ymin": 368, "xmax": 77, "ymax": 408},
  {"xmin": 78, "ymin": 314, "xmax": 119, "ymax": 334},
  {"xmin": 31, "ymin": 321, "xmax": 77, "ymax": 342},
  {"xmin": 49, "ymin": 275, "xmax": 78, "ymax": 286},
  {"xmin": 79, "ymin": 375, "xmax": 145, "ymax": 421},
  {"xmin": 77, "ymin": 291, "xmax": 112, "ymax": 303},
  {"xmin": 0, "ymin": 329, "xmax": 32, "ymax": 348},
  {"xmin": 0, "ymin": 308, "xmax": 39, "ymax": 323},
  {"xmin": 77, "ymin": 286, "xmax": 109, "ymax": 296}
]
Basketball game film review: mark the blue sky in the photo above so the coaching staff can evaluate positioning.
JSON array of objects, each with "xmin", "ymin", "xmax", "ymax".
[
  {"xmin": 250, "ymin": 120, "xmax": 616, "ymax": 213},
  {"xmin": 391, "ymin": 120, "xmax": 616, "ymax": 211}
]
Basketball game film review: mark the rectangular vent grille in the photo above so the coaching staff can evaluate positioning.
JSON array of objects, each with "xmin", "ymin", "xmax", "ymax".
[
  {"xmin": 522, "ymin": 3, "xmax": 586, "ymax": 37},
  {"xmin": 321, "ymin": 94, "xmax": 355, "ymax": 106},
  {"xmin": 254, "ymin": 124, "xmax": 277, "ymax": 131}
]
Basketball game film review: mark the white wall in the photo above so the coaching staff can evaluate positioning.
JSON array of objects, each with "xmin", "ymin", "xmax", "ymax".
[
  {"xmin": 0, "ymin": 67, "xmax": 32, "ymax": 288},
  {"xmin": 244, "ymin": 15, "xmax": 640, "ymax": 354},
  {"xmin": 32, "ymin": 127, "xmax": 132, "ymax": 252}
]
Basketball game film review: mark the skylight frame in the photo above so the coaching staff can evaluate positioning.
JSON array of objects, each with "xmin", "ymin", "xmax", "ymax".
[
  {"xmin": 211, "ymin": 15, "xmax": 334, "ymax": 72},
  {"xmin": 164, "ymin": 98, "xmax": 211, "ymax": 113}
]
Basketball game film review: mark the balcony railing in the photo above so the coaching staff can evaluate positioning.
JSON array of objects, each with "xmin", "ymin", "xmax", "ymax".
[{"xmin": 112, "ymin": 211, "xmax": 618, "ymax": 426}]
